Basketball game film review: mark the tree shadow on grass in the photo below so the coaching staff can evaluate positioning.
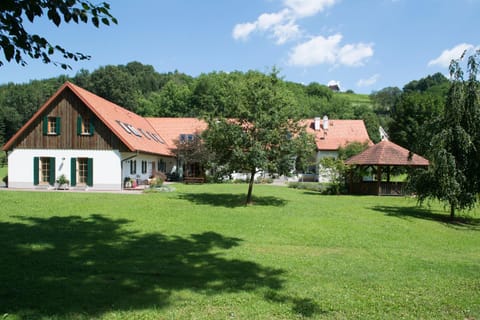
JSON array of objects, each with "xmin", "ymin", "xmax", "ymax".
[
  {"xmin": 264, "ymin": 290, "xmax": 329, "ymax": 318},
  {"xmin": 0, "ymin": 214, "xmax": 286, "ymax": 318},
  {"xmin": 370, "ymin": 205, "xmax": 480, "ymax": 230},
  {"xmin": 178, "ymin": 192, "xmax": 288, "ymax": 208}
]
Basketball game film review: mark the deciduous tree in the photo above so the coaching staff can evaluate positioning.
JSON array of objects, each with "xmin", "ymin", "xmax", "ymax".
[
  {"xmin": 0, "ymin": 0, "xmax": 117, "ymax": 68},
  {"xmin": 203, "ymin": 70, "xmax": 315, "ymax": 205}
]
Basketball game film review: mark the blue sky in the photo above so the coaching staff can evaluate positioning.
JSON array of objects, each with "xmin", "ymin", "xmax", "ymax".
[{"xmin": 1, "ymin": 0, "xmax": 479, "ymax": 93}]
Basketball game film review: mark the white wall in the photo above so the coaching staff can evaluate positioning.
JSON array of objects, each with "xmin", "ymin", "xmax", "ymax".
[
  {"xmin": 8, "ymin": 149, "xmax": 122, "ymax": 190},
  {"xmin": 121, "ymin": 154, "xmax": 176, "ymax": 184}
]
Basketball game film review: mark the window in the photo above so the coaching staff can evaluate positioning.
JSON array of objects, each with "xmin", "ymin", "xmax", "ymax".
[
  {"xmin": 77, "ymin": 116, "xmax": 94, "ymax": 135},
  {"xmin": 34, "ymin": 157, "xmax": 55, "ymax": 185},
  {"xmin": 117, "ymin": 120, "xmax": 132, "ymax": 134},
  {"xmin": 180, "ymin": 134, "xmax": 195, "ymax": 143},
  {"xmin": 141, "ymin": 160, "xmax": 148, "ymax": 174},
  {"xmin": 130, "ymin": 160, "xmax": 137, "ymax": 174},
  {"xmin": 70, "ymin": 157, "xmax": 93, "ymax": 187},
  {"xmin": 40, "ymin": 157, "xmax": 51, "ymax": 183},
  {"xmin": 43, "ymin": 116, "xmax": 60, "ymax": 135},
  {"xmin": 158, "ymin": 159, "xmax": 166, "ymax": 172},
  {"xmin": 77, "ymin": 158, "xmax": 89, "ymax": 184}
]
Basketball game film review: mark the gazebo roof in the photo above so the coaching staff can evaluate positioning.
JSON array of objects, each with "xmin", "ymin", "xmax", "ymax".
[{"xmin": 344, "ymin": 140, "xmax": 429, "ymax": 166}]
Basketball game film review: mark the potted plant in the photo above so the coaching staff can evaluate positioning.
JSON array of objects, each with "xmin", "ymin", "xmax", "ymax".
[
  {"xmin": 124, "ymin": 177, "xmax": 132, "ymax": 188},
  {"xmin": 56, "ymin": 174, "xmax": 70, "ymax": 190}
]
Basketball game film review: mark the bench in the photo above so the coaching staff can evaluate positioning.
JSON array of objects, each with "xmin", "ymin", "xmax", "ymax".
[{"xmin": 183, "ymin": 176, "xmax": 205, "ymax": 184}]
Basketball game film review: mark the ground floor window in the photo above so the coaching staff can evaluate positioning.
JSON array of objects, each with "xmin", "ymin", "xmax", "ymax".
[
  {"xmin": 33, "ymin": 157, "xmax": 55, "ymax": 185},
  {"xmin": 184, "ymin": 162, "xmax": 201, "ymax": 177},
  {"xmin": 78, "ymin": 158, "xmax": 88, "ymax": 184},
  {"xmin": 141, "ymin": 160, "xmax": 148, "ymax": 174},
  {"xmin": 40, "ymin": 157, "xmax": 51, "ymax": 183},
  {"xmin": 70, "ymin": 157, "xmax": 93, "ymax": 187},
  {"xmin": 130, "ymin": 160, "xmax": 137, "ymax": 174},
  {"xmin": 158, "ymin": 159, "xmax": 166, "ymax": 172}
]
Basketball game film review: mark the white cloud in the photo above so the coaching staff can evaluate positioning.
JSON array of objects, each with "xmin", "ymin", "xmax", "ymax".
[
  {"xmin": 257, "ymin": 10, "xmax": 289, "ymax": 30},
  {"xmin": 232, "ymin": 0, "xmax": 374, "ymax": 69},
  {"xmin": 272, "ymin": 21, "xmax": 301, "ymax": 44},
  {"xmin": 428, "ymin": 43, "xmax": 475, "ymax": 67},
  {"xmin": 288, "ymin": 34, "xmax": 341, "ymax": 66},
  {"xmin": 284, "ymin": 0, "xmax": 338, "ymax": 17},
  {"xmin": 357, "ymin": 74, "xmax": 380, "ymax": 87},
  {"xmin": 232, "ymin": 0, "xmax": 339, "ymax": 44},
  {"xmin": 338, "ymin": 43, "xmax": 374, "ymax": 66},
  {"xmin": 232, "ymin": 22, "xmax": 257, "ymax": 41},
  {"xmin": 288, "ymin": 34, "xmax": 374, "ymax": 67}
]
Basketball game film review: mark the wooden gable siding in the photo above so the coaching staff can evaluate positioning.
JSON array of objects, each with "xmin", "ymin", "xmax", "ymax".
[{"xmin": 11, "ymin": 89, "xmax": 129, "ymax": 151}]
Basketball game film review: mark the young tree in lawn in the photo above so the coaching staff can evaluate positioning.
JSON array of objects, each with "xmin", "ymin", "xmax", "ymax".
[
  {"xmin": 0, "ymin": 0, "xmax": 117, "ymax": 69},
  {"xmin": 203, "ymin": 69, "xmax": 315, "ymax": 205},
  {"xmin": 172, "ymin": 132, "xmax": 210, "ymax": 179},
  {"xmin": 410, "ymin": 50, "xmax": 480, "ymax": 220}
]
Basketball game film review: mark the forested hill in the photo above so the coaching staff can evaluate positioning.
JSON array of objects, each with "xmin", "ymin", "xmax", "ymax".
[{"xmin": 0, "ymin": 61, "xmax": 450, "ymax": 152}]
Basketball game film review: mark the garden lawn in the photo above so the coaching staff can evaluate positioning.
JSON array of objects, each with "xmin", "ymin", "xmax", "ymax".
[
  {"xmin": 0, "ymin": 184, "xmax": 479, "ymax": 320},
  {"xmin": 0, "ymin": 165, "xmax": 7, "ymax": 181}
]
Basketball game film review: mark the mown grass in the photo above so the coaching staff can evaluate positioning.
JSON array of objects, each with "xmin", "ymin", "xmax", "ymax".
[
  {"xmin": 337, "ymin": 92, "xmax": 373, "ymax": 108},
  {"xmin": 0, "ymin": 165, "xmax": 7, "ymax": 181},
  {"xmin": 0, "ymin": 184, "xmax": 479, "ymax": 319}
]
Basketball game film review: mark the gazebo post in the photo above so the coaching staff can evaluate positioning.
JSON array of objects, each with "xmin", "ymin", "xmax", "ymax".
[{"xmin": 376, "ymin": 166, "xmax": 382, "ymax": 195}]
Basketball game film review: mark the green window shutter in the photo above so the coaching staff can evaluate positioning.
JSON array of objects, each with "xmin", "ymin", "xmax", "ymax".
[
  {"xmin": 77, "ymin": 116, "xmax": 82, "ymax": 135},
  {"xmin": 33, "ymin": 157, "xmax": 39, "ymax": 185},
  {"xmin": 89, "ymin": 117, "xmax": 95, "ymax": 135},
  {"xmin": 87, "ymin": 158, "xmax": 93, "ymax": 187},
  {"xmin": 43, "ymin": 117, "xmax": 48, "ymax": 135},
  {"xmin": 49, "ymin": 157, "xmax": 56, "ymax": 185},
  {"xmin": 56, "ymin": 117, "xmax": 61, "ymax": 135},
  {"xmin": 70, "ymin": 158, "xmax": 77, "ymax": 186}
]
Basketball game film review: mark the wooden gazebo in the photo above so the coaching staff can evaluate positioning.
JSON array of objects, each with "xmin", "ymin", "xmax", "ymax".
[{"xmin": 344, "ymin": 140, "xmax": 429, "ymax": 195}]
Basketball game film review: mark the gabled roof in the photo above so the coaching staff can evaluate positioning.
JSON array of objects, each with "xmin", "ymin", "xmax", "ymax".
[
  {"xmin": 147, "ymin": 117, "xmax": 208, "ymax": 150},
  {"xmin": 344, "ymin": 140, "xmax": 429, "ymax": 166},
  {"xmin": 3, "ymin": 82, "xmax": 171, "ymax": 156},
  {"xmin": 301, "ymin": 119, "xmax": 372, "ymax": 151},
  {"xmin": 2, "ymin": 82, "xmax": 373, "ymax": 157}
]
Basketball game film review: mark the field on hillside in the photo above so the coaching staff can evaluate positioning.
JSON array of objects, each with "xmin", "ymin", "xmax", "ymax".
[
  {"xmin": 0, "ymin": 184, "xmax": 479, "ymax": 320},
  {"xmin": 338, "ymin": 92, "xmax": 373, "ymax": 108}
]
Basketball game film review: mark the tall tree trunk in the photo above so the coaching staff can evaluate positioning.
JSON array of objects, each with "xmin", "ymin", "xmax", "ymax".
[
  {"xmin": 246, "ymin": 169, "xmax": 256, "ymax": 205},
  {"xmin": 450, "ymin": 204, "xmax": 455, "ymax": 221}
]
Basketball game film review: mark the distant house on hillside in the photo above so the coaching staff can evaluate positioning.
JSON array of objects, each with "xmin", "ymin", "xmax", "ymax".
[
  {"xmin": 328, "ymin": 84, "xmax": 340, "ymax": 92},
  {"xmin": 2, "ymin": 83, "xmax": 371, "ymax": 189},
  {"xmin": 327, "ymin": 80, "xmax": 341, "ymax": 92}
]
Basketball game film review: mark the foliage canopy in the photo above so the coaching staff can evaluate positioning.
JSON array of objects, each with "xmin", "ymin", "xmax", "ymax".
[
  {"xmin": 0, "ymin": 0, "xmax": 117, "ymax": 69},
  {"xmin": 409, "ymin": 51, "xmax": 480, "ymax": 219},
  {"xmin": 202, "ymin": 70, "xmax": 316, "ymax": 204}
]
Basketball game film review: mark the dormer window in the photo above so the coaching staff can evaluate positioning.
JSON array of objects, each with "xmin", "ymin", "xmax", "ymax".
[{"xmin": 180, "ymin": 134, "xmax": 195, "ymax": 142}]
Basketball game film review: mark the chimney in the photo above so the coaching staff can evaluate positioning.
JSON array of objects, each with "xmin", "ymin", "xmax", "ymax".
[
  {"xmin": 323, "ymin": 115, "xmax": 329, "ymax": 131},
  {"xmin": 314, "ymin": 117, "xmax": 321, "ymax": 131}
]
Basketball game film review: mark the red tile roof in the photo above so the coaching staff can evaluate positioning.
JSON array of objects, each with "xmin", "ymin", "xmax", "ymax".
[
  {"xmin": 146, "ymin": 117, "xmax": 208, "ymax": 151},
  {"xmin": 68, "ymin": 82, "xmax": 172, "ymax": 155},
  {"xmin": 301, "ymin": 119, "xmax": 372, "ymax": 151},
  {"xmin": 3, "ymin": 82, "xmax": 373, "ymax": 157},
  {"xmin": 2, "ymin": 82, "xmax": 172, "ymax": 156},
  {"xmin": 344, "ymin": 140, "xmax": 429, "ymax": 166}
]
